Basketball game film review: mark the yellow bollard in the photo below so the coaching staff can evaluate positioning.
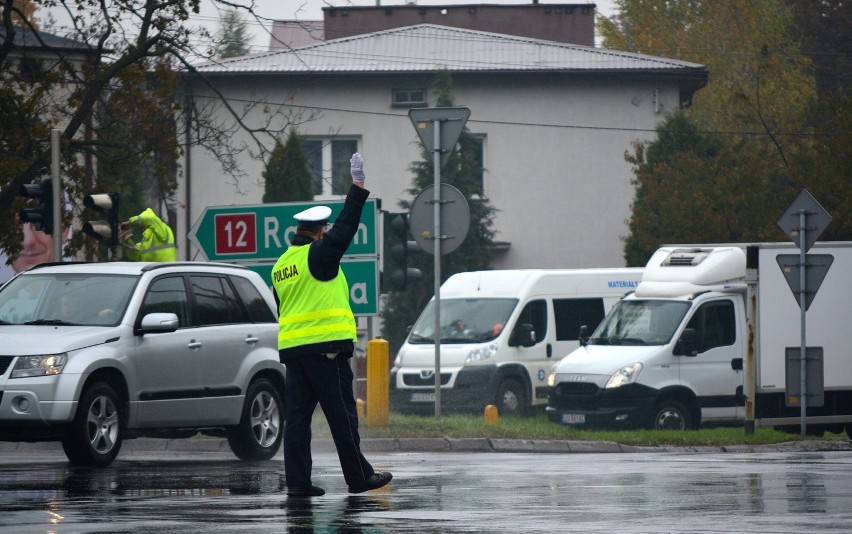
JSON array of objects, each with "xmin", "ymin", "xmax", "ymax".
[
  {"xmin": 366, "ymin": 337, "xmax": 390, "ymax": 427},
  {"xmin": 356, "ymin": 398, "xmax": 365, "ymax": 418},
  {"xmin": 484, "ymin": 404, "xmax": 499, "ymax": 425}
]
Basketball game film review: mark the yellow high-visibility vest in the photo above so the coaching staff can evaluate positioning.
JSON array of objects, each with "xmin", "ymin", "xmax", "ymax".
[{"xmin": 271, "ymin": 244, "xmax": 356, "ymax": 350}]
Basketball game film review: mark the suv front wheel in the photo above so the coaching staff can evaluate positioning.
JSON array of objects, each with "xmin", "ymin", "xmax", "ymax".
[
  {"xmin": 228, "ymin": 378, "xmax": 284, "ymax": 461},
  {"xmin": 62, "ymin": 381, "xmax": 124, "ymax": 466}
]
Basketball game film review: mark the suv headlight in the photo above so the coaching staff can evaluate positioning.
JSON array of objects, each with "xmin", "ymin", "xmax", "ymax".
[
  {"xmin": 11, "ymin": 354, "xmax": 67, "ymax": 378},
  {"xmin": 465, "ymin": 343, "xmax": 498, "ymax": 364},
  {"xmin": 605, "ymin": 362, "xmax": 643, "ymax": 389}
]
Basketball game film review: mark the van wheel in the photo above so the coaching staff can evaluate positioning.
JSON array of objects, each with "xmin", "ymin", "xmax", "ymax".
[
  {"xmin": 495, "ymin": 378, "xmax": 527, "ymax": 416},
  {"xmin": 62, "ymin": 381, "xmax": 123, "ymax": 466},
  {"xmin": 651, "ymin": 399, "xmax": 693, "ymax": 430},
  {"xmin": 228, "ymin": 378, "xmax": 283, "ymax": 461}
]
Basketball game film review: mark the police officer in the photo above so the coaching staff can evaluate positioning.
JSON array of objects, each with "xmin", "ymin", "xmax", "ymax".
[
  {"xmin": 271, "ymin": 153, "xmax": 392, "ymax": 498},
  {"xmin": 119, "ymin": 208, "xmax": 176, "ymax": 262}
]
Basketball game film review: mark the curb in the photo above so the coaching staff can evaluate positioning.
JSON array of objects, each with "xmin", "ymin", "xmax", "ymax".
[{"xmin": 4, "ymin": 437, "xmax": 851, "ymax": 456}]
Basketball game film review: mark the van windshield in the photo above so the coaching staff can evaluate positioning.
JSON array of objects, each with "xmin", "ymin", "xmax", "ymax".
[
  {"xmin": 408, "ymin": 298, "xmax": 518, "ymax": 344},
  {"xmin": 589, "ymin": 299, "xmax": 691, "ymax": 346}
]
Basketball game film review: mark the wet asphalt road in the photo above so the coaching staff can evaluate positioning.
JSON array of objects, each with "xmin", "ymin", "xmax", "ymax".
[{"xmin": 1, "ymin": 447, "xmax": 851, "ymax": 533}]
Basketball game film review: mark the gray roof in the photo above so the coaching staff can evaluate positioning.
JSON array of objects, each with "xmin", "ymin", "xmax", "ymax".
[
  {"xmin": 0, "ymin": 26, "xmax": 90, "ymax": 51},
  {"xmin": 196, "ymin": 24, "xmax": 705, "ymax": 76}
]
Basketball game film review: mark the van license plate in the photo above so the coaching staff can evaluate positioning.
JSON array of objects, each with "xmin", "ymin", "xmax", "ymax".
[
  {"xmin": 561, "ymin": 414, "xmax": 585, "ymax": 424},
  {"xmin": 410, "ymin": 392, "xmax": 436, "ymax": 402}
]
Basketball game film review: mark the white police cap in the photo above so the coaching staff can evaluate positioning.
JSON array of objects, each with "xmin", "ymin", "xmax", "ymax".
[{"xmin": 294, "ymin": 205, "xmax": 332, "ymax": 228}]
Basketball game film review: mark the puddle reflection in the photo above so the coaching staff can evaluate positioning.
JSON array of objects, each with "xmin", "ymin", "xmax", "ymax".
[{"xmin": 282, "ymin": 495, "xmax": 389, "ymax": 533}]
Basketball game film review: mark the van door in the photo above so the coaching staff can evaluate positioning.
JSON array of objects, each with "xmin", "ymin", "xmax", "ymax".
[
  {"xmin": 679, "ymin": 298, "xmax": 743, "ymax": 422},
  {"xmin": 507, "ymin": 299, "xmax": 550, "ymax": 407}
]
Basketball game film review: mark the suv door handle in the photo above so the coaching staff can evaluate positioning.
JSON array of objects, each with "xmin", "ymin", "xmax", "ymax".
[
  {"xmin": 187, "ymin": 341, "xmax": 202, "ymax": 349},
  {"xmin": 245, "ymin": 336, "xmax": 260, "ymax": 345}
]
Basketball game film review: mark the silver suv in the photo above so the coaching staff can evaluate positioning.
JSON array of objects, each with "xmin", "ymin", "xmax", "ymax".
[{"xmin": 0, "ymin": 261, "xmax": 284, "ymax": 466}]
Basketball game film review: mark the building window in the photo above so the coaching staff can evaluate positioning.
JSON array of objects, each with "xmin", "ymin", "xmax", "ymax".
[
  {"xmin": 468, "ymin": 134, "xmax": 486, "ymax": 198},
  {"xmin": 19, "ymin": 57, "xmax": 43, "ymax": 82},
  {"xmin": 392, "ymin": 88, "xmax": 427, "ymax": 108},
  {"xmin": 301, "ymin": 138, "xmax": 359, "ymax": 198}
]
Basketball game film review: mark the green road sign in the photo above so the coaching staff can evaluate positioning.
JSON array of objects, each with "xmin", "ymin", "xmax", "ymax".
[
  {"xmin": 245, "ymin": 259, "xmax": 379, "ymax": 316},
  {"xmin": 189, "ymin": 199, "xmax": 378, "ymax": 262}
]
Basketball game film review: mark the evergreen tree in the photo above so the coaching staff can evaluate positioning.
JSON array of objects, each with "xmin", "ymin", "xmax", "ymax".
[
  {"xmin": 213, "ymin": 9, "xmax": 253, "ymax": 58},
  {"xmin": 262, "ymin": 129, "xmax": 313, "ymax": 203},
  {"xmin": 380, "ymin": 71, "xmax": 498, "ymax": 354}
]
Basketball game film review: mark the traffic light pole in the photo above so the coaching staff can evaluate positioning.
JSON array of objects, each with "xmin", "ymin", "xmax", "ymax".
[
  {"xmin": 51, "ymin": 129, "xmax": 61, "ymax": 262},
  {"xmin": 432, "ymin": 119, "xmax": 443, "ymax": 421}
]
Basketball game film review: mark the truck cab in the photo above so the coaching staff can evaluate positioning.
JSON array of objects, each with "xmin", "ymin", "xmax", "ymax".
[{"xmin": 547, "ymin": 247, "xmax": 747, "ymax": 429}]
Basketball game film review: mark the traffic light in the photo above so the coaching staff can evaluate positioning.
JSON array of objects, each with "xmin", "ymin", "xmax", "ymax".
[
  {"xmin": 82, "ymin": 193, "xmax": 120, "ymax": 247},
  {"xmin": 382, "ymin": 212, "xmax": 421, "ymax": 292},
  {"xmin": 18, "ymin": 179, "xmax": 54, "ymax": 234}
]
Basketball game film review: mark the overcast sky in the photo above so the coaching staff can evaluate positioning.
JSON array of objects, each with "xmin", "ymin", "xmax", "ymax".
[{"xmin": 196, "ymin": 0, "xmax": 617, "ymax": 53}]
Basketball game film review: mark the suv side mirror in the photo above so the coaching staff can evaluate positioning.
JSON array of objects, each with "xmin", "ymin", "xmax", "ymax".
[
  {"xmin": 676, "ymin": 328, "xmax": 698, "ymax": 356},
  {"xmin": 579, "ymin": 325, "xmax": 590, "ymax": 347},
  {"xmin": 509, "ymin": 323, "xmax": 536, "ymax": 348},
  {"xmin": 137, "ymin": 312, "xmax": 179, "ymax": 335}
]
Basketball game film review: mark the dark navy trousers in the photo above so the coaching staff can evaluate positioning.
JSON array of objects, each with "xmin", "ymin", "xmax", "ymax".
[{"xmin": 282, "ymin": 354, "xmax": 375, "ymax": 489}]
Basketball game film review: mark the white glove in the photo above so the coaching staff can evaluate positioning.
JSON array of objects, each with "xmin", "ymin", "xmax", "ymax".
[{"xmin": 350, "ymin": 153, "xmax": 365, "ymax": 183}]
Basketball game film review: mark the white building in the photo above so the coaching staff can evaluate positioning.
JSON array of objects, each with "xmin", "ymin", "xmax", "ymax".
[{"xmin": 180, "ymin": 24, "xmax": 706, "ymax": 270}]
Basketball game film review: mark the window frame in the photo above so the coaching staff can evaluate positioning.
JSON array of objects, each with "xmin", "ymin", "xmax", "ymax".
[
  {"xmin": 467, "ymin": 133, "xmax": 487, "ymax": 200},
  {"xmin": 300, "ymin": 137, "xmax": 360, "ymax": 199},
  {"xmin": 391, "ymin": 88, "xmax": 427, "ymax": 108}
]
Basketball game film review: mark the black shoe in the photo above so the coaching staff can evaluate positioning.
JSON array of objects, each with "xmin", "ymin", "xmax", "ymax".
[
  {"xmin": 348, "ymin": 472, "xmax": 393, "ymax": 494},
  {"xmin": 287, "ymin": 484, "xmax": 325, "ymax": 497}
]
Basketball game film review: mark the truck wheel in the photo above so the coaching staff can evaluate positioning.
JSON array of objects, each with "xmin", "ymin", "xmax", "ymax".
[
  {"xmin": 651, "ymin": 399, "xmax": 693, "ymax": 430},
  {"xmin": 62, "ymin": 381, "xmax": 123, "ymax": 466},
  {"xmin": 228, "ymin": 378, "xmax": 283, "ymax": 461},
  {"xmin": 495, "ymin": 378, "xmax": 527, "ymax": 416}
]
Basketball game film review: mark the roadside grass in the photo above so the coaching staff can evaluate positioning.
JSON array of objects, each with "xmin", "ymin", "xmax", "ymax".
[{"xmin": 311, "ymin": 413, "xmax": 850, "ymax": 446}]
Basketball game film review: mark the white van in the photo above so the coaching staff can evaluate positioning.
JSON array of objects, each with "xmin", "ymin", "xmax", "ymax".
[{"xmin": 389, "ymin": 269, "xmax": 644, "ymax": 415}]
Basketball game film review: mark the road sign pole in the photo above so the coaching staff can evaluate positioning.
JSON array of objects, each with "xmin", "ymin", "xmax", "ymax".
[
  {"xmin": 798, "ymin": 209, "xmax": 807, "ymax": 436},
  {"xmin": 407, "ymin": 107, "xmax": 471, "ymax": 421},
  {"xmin": 433, "ymin": 119, "xmax": 443, "ymax": 421},
  {"xmin": 775, "ymin": 188, "xmax": 832, "ymax": 437}
]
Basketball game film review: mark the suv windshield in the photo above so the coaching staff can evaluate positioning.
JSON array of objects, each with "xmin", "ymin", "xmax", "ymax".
[
  {"xmin": 589, "ymin": 299, "xmax": 691, "ymax": 346},
  {"xmin": 408, "ymin": 298, "xmax": 517, "ymax": 344},
  {"xmin": 0, "ymin": 273, "xmax": 138, "ymax": 326}
]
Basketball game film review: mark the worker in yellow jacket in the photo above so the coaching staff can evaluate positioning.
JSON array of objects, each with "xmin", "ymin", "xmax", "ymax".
[{"xmin": 119, "ymin": 208, "xmax": 176, "ymax": 262}]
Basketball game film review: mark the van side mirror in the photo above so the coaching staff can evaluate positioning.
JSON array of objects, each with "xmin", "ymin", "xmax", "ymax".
[
  {"xmin": 676, "ymin": 328, "xmax": 698, "ymax": 356},
  {"xmin": 509, "ymin": 323, "xmax": 536, "ymax": 348},
  {"xmin": 579, "ymin": 325, "xmax": 590, "ymax": 347}
]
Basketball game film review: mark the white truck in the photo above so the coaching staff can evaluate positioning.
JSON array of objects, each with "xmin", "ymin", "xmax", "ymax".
[
  {"xmin": 389, "ymin": 268, "xmax": 644, "ymax": 416},
  {"xmin": 547, "ymin": 243, "xmax": 852, "ymax": 435}
]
